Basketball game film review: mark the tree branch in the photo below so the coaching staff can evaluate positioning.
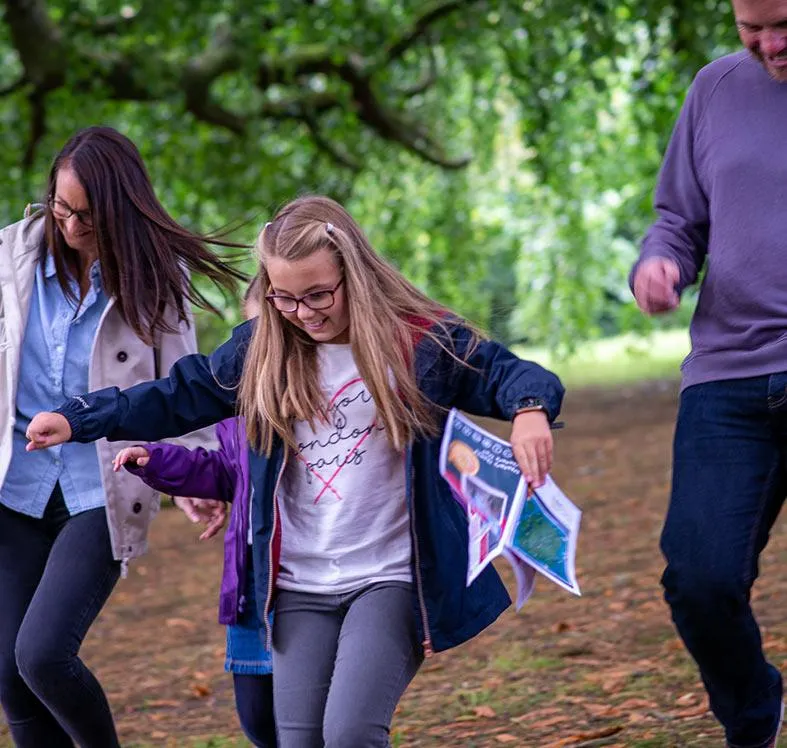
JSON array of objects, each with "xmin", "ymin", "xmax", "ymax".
[
  {"xmin": 3, "ymin": 0, "xmax": 474, "ymax": 170},
  {"xmin": 23, "ymin": 87, "xmax": 47, "ymax": 168},
  {"xmin": 384, "ymin": 0, "xmax": 478, "ymax": 64},
  {"xmin": 182, "ymin": 28, "xmax": 246, "ymax": 134},
  {"xmin": 302, "ymin": 112, "xmax": 361, "ymax": 171},
  {"xmin": 400, "ymin": 46, "xmax": 438, "ymax": 97},
  {"xmin": 258, "ymin": 91, "xmax": 340, "ymax": 119},
  {"xmin": 4, "ymin": 0, "xmax": 66, "ymax": 90},
  {"xmin": 257, "ymin": 44, "xmax": 342, "ymax": 89},
  {"xmin": 334, "ymin": 59, "xmax": 471, "ymax": 168}
]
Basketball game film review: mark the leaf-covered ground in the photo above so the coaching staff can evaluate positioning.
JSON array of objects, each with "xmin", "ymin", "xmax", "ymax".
[{"xmin": 3, "ymin": 381, "xmax": 786, "ymax": 747}]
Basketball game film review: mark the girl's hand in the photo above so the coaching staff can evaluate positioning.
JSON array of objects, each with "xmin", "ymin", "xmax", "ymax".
[
  {"xmin": 510, "ymin": 410, "xmax": 553, "ymax": 488},
  {"xmin": 173, "ymin": 497, "xmax": 227, "ymax": 541},
  {"xmin": 113, "ymin": 446, "xmax": 151, "ymax": 471},
  {"xmin": 26, "ymin": 413, "xmax": 72, "ymax": 451}
]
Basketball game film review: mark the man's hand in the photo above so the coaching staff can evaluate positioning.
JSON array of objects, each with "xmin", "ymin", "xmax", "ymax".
[
  {"xmin": 173, "ymin": 497, "xmax": 227, "ymax": 541},
  {"xmin": 511, "ymin": 410, "xmax": 553, "ymax": 489},
  {"xmin": 26, "ymin": 413, "xmax": 72, "ymax": 451},
  {"xmin": 633, "ymin": 257, "xmax": 681, "ymax": 315}
]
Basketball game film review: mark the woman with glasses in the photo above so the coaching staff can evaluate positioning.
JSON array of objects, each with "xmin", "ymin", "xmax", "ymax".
[{"xmin": 0, "ymin": 125, "xmax": 243, "ymax": 747}]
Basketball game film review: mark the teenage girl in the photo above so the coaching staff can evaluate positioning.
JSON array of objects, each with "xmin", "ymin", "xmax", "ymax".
[{"xmin": 27, "ymin": 195, "xmax": 564, "ymax": 747}]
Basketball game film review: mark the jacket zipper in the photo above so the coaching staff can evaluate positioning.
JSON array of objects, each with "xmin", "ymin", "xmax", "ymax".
[
  {"xmin": 264, "ymin": 446, "xmax": 288, "ymax": 650},
  {"xmin": 408, "ymin": 452, "xmax": 434, "ymax": 657}
]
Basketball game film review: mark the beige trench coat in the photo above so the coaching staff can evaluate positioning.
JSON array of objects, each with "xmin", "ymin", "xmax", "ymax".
[{"xmin": 0, "ymin": 210, "xmax": 215, "ymax": 572}]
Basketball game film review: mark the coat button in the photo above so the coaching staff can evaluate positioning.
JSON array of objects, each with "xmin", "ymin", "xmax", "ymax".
[
  {"xmin": 117, "ymin": 351, "xmax": 128, "ymax": 362},
  {"xmin": 132, "ymin": 502, "xmax": 142, "ymax": 514}
]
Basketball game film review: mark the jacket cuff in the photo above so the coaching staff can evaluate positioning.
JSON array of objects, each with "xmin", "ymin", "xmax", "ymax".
[
  {"xmin": 55, "ymin": 397, "xmax": 92, "ymax": 442},
  {"xmin": 508, "ymin": 384, "xmax": 564, "ymax": 425},
  {"xmin": 124, "ymin": 444, "xmax": 164, "ymax": 479}
]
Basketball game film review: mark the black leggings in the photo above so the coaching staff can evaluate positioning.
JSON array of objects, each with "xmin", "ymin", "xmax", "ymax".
[
  {"xmin": 233, "ymin": 672, "xmax": 276, "ymax": 747},
  {"xmin": 0, "ymin": 486, "xmax": 121, "ymax": 747}
]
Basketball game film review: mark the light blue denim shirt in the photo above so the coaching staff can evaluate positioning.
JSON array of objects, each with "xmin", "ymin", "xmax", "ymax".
[{"xmin": 0, "ymin": 252, "xmax": 109, "ymax": 517}]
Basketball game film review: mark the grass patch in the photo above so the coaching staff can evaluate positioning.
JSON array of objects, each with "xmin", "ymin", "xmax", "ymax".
[
  {"xmin": 523, "ymin": 656, "xmax": 565, "ymax": 671},
  {"xmin": 514, "ymin": 329, "xmax": 690, "ymax": 389}
]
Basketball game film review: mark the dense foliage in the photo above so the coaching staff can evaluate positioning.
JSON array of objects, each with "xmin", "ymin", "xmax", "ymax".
[{"xmin": 0, "ymin": 0, "xmax": 738, "ymax": 349}]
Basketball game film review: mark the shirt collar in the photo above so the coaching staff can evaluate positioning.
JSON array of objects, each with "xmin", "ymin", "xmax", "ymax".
[
  {"xmin": 44, "ymin": 252, "xmax": 57, "ymax": 279},
  {"xmin": 44, "ymin": 252, "xmax": 103, "ymax": 292}
]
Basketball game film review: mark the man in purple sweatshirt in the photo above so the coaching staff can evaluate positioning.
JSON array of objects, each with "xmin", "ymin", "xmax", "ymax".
[{"xmin": 631, "ymin": 2, "xmax": 787, "ymax": 746}]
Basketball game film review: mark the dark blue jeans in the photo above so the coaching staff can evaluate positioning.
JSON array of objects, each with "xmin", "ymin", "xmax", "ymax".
[
  {"xmin": 662, "ymin": 375, "xmax": 787, "ymax": 748},
  {"xmin": 0, "ymin": 485, "xmax": 121, "ymax": 747}
]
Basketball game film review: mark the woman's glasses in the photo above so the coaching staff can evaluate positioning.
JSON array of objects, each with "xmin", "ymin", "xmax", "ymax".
[
  {"xmin": 265, "ymin": 278, "xmax": 344, "ymax": 313},
  {"xmin": 48, "ymin": 197, "xmax": 93, "ymax": 227}
]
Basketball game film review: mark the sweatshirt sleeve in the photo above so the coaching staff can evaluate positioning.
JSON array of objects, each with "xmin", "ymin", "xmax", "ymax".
[
  {"xmin": 56, "ymin": 320, "xmax": 253, "ymax": 445},
  {"xmin": 125, "ymin": 442, "xmax": 237, "ymax": 502},
  {"xmin": 631, "ymin": 77, "xmax": 710, "ymax": 294}
]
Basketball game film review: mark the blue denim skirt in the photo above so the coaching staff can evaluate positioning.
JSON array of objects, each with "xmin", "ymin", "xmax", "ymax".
[{"xmin": 224, "ymin": 553, "xmax": 273, "ymax": 675}]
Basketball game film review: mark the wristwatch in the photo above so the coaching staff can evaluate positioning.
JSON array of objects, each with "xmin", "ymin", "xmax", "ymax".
[{"xmin": 513, "ymin": 397, "xmax": 547, "ymax": 417}]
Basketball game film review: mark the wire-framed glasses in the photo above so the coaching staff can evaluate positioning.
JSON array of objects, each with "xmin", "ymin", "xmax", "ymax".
[
  {"xmin": 48, "ymin": 197, "xmax": 93, "ymax": 227},
  {"xmin": 265, "ymin": 278, "xmax": 344, "ymax": 313}
]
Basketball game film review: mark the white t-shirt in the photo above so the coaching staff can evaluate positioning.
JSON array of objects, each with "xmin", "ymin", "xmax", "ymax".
[{"xmin": 276, "ymin": 344, "xmax": 412, "ymax": 593}]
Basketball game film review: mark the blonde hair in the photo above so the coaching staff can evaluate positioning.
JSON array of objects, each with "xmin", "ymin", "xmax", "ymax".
[{"xmin": 238, "ymin": 195, "xmax": 480, "ymax": 455}]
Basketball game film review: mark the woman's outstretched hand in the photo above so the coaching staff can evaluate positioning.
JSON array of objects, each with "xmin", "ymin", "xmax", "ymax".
[
  {"xmin": 174, "ymin": 497, "xmax": 227, "ymax": 541},
  {"xmin": 510, "ymin": 410, "xmax": 553, "ymax": 488},
  {"xmin": 26, "ymin": 413, "xmax": 72, "ymax": 451}
]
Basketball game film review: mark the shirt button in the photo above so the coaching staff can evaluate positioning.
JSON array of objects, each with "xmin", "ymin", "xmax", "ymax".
[{"xmin": 117, "ymin": 351, "xmax": 128, "ymax": 363}]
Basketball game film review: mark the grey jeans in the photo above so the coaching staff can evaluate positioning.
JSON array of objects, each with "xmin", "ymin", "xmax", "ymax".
[{"xmin": 272, "ymin": 581, "xmax": 423, "ymax": 748}]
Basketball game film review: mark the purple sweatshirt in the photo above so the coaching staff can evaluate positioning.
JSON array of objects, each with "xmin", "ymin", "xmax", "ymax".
[
  {"xmin": 633, "ymin": 51, "xmax": 787, "ymax": 389},
  {"xmin": 126, "ymin": 417, "xmax": 250, "ymax": 625}
]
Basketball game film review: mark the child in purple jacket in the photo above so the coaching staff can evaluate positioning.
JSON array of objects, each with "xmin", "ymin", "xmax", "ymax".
[{"xmin": 113, "ymin": 279, "xmax": 275, "ymax": 748}]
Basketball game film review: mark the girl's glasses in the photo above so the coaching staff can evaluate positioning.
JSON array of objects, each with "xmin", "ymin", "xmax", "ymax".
[
  {"xmin": 265, "ymin": 278, "xmax": 344, "ymax": 313},
  {"xmin": 48, "ymin": 197, "xmax": 93, "ymax": 227}
]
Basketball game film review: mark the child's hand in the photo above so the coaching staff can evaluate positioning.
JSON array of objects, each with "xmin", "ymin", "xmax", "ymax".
[
  {"xmin": 511, "ymin": 410, "xmax": 553, "ymax": 488},
  {"xmin": 173, "ymin": 497, "xmax": 227, "ymax": 541},
  {"xmin": 26, "ymin": 413, "xmax": 72, "ymax": 451},
  {"xmin": 113, "ymin": 446, "xmax": 150, "ymax": 471}
]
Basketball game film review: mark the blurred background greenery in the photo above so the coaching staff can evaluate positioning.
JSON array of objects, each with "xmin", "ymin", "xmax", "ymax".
[{"xmin": 0, "ymin": 0, "xmax": 734, "ymax": 367}]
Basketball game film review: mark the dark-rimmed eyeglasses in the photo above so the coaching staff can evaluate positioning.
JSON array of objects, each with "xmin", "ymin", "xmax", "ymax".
[
  {"xmin": 48, "ymin": 197, "xmax": 93, "ymax": 227},
  {"xmin": 265, "ymin": 278, "xmax": 344, "ymax": 313}
]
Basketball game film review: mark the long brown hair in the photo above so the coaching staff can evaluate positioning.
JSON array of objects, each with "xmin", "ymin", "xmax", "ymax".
[
  {"xmin": 238, "ymin": 195, "xmax": 480, "ymax": 455},
  {"xmin": 44, "ymin": 126, "xmax": 246, "ymax": 345}
]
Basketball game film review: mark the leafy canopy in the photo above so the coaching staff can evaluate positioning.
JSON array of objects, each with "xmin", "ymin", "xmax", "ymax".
[{"xmin": 0, "ymin": 0, "xmax": 738, "ymax": 349}]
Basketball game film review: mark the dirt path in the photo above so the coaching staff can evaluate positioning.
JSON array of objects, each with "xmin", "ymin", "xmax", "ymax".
[{"xmin": 2, "ymin": 381, "xmax": 786, "ymax": 747}]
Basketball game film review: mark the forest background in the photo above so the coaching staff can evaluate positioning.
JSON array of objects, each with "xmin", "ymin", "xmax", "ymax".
[{"xmin": 0, "ymin": 0, "xmax": 735, "ymax": 358}]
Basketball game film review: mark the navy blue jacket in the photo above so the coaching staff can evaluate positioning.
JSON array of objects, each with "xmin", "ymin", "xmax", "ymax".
[{"xmin": 57, "ymin": 320, "xmax": 564, "ymax": 654}]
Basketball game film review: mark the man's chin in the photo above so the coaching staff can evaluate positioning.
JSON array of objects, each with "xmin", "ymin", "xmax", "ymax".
[
  {"xmin": 754, "ymin": 52, "xmax": 787, "ymax": 82},
  {"xmin": 766, "ymin": 64, "xmax": 787, "ymax": 83}
]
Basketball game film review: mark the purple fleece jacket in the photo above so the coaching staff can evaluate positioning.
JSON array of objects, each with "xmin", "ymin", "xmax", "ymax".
[
  {"xmin": 632, "ymin": 51, "xmax": 787, "ymax": 389},
  {"xmin": 126, "ymin": 417, "xmax": 249, "ymax": 625}
]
